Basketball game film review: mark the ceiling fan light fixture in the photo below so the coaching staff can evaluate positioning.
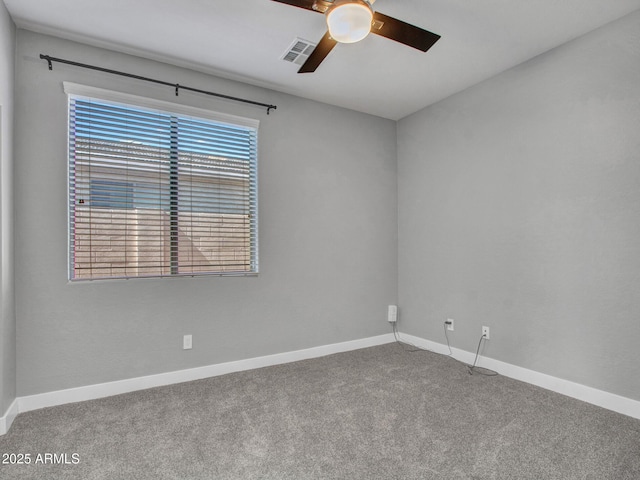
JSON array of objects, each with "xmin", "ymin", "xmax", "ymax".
[{"xmin": 326, "ymin": 1, "xmax": 373, "ymax": 44}]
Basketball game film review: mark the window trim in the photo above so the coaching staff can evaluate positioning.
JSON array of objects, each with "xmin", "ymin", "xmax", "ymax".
[
  {"xmin": 63, "ymin": 82, "xmax": 260, "ymax": 130},
  {"xmin": 65, "ymin": 82, "xmax": 259, "ymax": 281}
]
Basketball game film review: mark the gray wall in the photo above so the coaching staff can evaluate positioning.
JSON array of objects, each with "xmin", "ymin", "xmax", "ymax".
[
  {"xmin": 398, "ymin": 10, "xmax": 640, "ymax": 401},
  {"xmin": 0, "ymin": 0, "xmax": 16, "ymax": 416},
  {"xmin": 15, "ymin": 30, "xmax": 398, "ymax": 396},
  {"xmin": 11, "ymin": 9, "xmax": 640, "ymax": 404}
]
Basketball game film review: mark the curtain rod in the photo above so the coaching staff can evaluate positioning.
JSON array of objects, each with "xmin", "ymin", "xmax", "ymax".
[{"xmin": 39, "ymin": 54, "xmax": 278, "ymax": 115}]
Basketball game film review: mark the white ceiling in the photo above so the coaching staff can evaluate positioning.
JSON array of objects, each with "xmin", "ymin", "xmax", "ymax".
[{"xmin": 5, "ymin": 0, "xmax": 640, "ymax": 120}]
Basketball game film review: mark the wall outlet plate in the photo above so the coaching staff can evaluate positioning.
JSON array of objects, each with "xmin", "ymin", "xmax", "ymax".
[
  {"xmin": 482, "ymin": 326, "xmax": 490, "ymax": 339},
  {"xmin": 183, "ymin": 334, "xmax": 193, "ymax": 349},
  {"xmin": 447, "ymin": 318, "xmax": 454, "ymax": 331},
  {"xmin": 388, "ymin": 305, "xmax": 398, "ymax": 323}
]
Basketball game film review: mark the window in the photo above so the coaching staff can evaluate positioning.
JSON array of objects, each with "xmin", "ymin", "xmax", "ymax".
[
  {"xmin": 67, "ymin": 84, "xmax": 258, "ymax": 280},
  {"xmin": 90, "ymin": 180, "xmax": 135, "ymax": 209}
]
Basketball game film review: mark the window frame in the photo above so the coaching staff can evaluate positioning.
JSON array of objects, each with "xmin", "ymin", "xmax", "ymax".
[{"xmin": 65, "ymin": 82, "xmax": 259, "ymax": 281}]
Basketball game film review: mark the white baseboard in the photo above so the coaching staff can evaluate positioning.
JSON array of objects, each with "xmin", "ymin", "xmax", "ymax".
[
  {"xmin": 16, "ymin": 333, "xmax": 395, "ymax": 416},
  {"xmin": 0, "ymin": 398, "xmax": 19, "ymax": 435},
  {"xmin": 3, "ymin": 329, "xmax": 639, "ymax": 436},
  {"xmin": 399, "ymin": 332, "xmax": 640, "ymax": 420}
]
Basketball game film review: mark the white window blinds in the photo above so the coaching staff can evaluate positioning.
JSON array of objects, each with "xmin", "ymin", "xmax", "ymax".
[{"xmin": 68, "ymin": 89, "xmax": 258, "ymax": 280}]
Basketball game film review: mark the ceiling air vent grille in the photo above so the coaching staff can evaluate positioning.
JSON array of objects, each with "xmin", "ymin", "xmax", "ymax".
[{"xmin": 281, "ymin": 38, "xmax": 316, "ymax": 66}]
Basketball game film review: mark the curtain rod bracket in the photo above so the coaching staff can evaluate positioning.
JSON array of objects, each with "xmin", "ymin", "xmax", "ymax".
[
  {"xmin": 41, "ymin": 54, "xmax": 53, "ymax": 70},
  {"xmin": 39, "ymin": 54, "xmax": 277, "ymax": 115}
]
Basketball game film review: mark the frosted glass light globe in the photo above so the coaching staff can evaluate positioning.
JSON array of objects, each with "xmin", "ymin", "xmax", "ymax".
[{"xmin": 327, "ymin": 3, "xmax": 373, "ymax": 44}]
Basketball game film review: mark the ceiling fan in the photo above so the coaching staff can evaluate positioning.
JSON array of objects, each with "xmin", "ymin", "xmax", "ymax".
[{"xmin": 272, "ymin": 0, "xmax": 441, "ymax": 73}]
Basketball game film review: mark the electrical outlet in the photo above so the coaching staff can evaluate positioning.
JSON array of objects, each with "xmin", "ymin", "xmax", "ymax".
[
  {"xmin": 388, "ymin": 305, "xmax": 398, "ymax": 323},
  {"xmin": 446, "ymin": 318, "xmax": 454, "ymax": 331},
  {"xmin": 183, "ymin": 334, "xmax": 193, "ymax": 350},
  {"xmin": 482, "ymin": 326, "xmax": 490, "ymax": 340}
]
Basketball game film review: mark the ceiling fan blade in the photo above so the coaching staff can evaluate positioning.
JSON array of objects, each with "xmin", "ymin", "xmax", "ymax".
[
  {"xmin": 371, "ymin": 11, "xmax": 441, "ymax": 52},
  {"xmin": 270, "ymin": 0, "xmax": 332, "ymax": 13},
  {"xmin": 298, "ymin": 31, "xmax": 338, "ymax": 73}
]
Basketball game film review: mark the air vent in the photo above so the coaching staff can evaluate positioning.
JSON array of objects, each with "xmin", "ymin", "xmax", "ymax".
[{"xmin": 281, "ymin": 38, "xmax": 317, "ymax": 66}]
